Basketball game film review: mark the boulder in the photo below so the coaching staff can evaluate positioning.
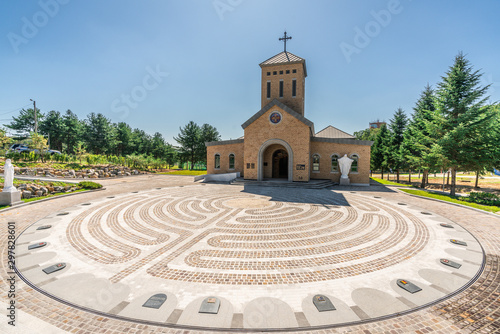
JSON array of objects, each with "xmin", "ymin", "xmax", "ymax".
[{"xmin": 22, "ymin": 191, "xmax": 31, "ymax": 199}]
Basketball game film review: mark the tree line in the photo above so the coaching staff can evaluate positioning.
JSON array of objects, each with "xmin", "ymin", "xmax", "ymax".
[
  {"xmin": 356, "ymin": 53, "xmax": 500, "ymax": 196},
  {"xmin": 2, "ymin": 109, "xmax": 221, "ymax": 170}
]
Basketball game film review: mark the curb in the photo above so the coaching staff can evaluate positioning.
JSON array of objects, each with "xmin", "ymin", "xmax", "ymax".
[
  {"xmin": 0, "ymin": 187, "xmax": 106, "ymax": 213},
  {"xmin": 395, "ymin": 187, "xmax": 500, "ymax": 219}
]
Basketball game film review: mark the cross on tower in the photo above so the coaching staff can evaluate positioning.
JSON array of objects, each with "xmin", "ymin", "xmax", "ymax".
[{"xmin": 279, "ymin": 31, "xmax": 292, "ymax": 53}]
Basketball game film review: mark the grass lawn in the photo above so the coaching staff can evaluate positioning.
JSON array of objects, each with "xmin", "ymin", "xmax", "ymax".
[
  {"xmin": 400, "ymin": 188, "xmax": 500, "ymax": 214},
  {"xmin": 159, "ymin": 170, "xmax": 207, "ymax": 176},
  {"xmin": 1, "ymin": 177, "xmax": 76, "ymax": 188},
  {"xmin": 370, "ymin": 177, "xmax": 412, "ymax": 187}
]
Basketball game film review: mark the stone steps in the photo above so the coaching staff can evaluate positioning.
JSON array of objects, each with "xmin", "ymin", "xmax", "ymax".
[{"xmin": 230, "ymin": 179, "xmax": 336, "ymax": 189}]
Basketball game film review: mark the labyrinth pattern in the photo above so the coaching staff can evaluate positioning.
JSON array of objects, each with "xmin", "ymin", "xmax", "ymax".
[{"xmin": 64, "ymin": 185, "xmax": 431, "ymax": 285}]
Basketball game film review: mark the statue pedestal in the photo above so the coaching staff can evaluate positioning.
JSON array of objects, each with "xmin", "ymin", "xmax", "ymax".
[
  {"xmin": 0, "ymin": 191, "xmax": 22, "ymax": 206},
  {"xmin": 339, "ymin": 177, "xmax": 350, "ymax": 186}
]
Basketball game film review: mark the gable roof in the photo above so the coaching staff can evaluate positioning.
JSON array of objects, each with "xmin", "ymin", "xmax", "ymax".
[
  {"xmin": 260, "ymin": 51, "xmax": 305, "ymax": 65},
  {"xmin": 259, "ymin": 51, "xmax": 307, "ymax": 77},
  {"xmin": 241, "ymin": 99, "xmax": 314, "ymax": 134},
  {"xmin": 315, "ymin": 125, "xmax": 355, "ymax": 139}
]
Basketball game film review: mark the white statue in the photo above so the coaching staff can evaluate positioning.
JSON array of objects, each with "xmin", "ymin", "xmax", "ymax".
[
  {"xmin": 2, "ymin": 159, "xmax": 16, "ymax": 193},
  {"xmin": 338, "ymin": 154, "xmax": 354, "ymax": 179}
]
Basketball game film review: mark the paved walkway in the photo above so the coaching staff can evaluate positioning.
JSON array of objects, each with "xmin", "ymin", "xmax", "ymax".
[{"xmin": 0, "ymin": 176, "xmax": 498, "ymax": 333}]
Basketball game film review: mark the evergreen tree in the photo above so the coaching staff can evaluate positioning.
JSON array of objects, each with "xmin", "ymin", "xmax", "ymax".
[
  {"xmin": 131, "ymin": 129, "xmax": 153, "ymax": 155},
  {"xmin": 115, "ymin": 122, "xmax": 133, "ymax": 155},
  {"xmin": 174, "ymin": 121, "xmax": 201, "ymax": 170},
  {"xmin": 198, "ymin": 123, "xmax": 221, "ymax": 165},
  {"xmin": 5, "ymin": 108, "xmax": 44, "ymax": 135},
  {"xmin": 151, "ymin": 132, "xmax": 169, "ymax": 159},
  {"xmin": 371, "ymin": 124, "xmax": 390, "ymax": 179},
  {"xmin": 84, "ymin": 113, "xmax": 118, "ymax": 155},
  {"xmin": 401, "ymin": 84, "xmax": 436, "ymax": 188},
  {"xmin": 354, "ymin": 127, "xmax": 380, "ymax": 141},
  {"xmin": 431, "ymin": 52, "xmax": 496, "ymax": 196},
  {"xmin": 39, "ymin": 110, "xmax": 66, "ymax": 150},
  {"xmin": 463, "ymin": 103, "xmax": 500, "ymax": 188},
  {"xmin": 388, "ymin": 108, "xmax": 408, "ymax": 182},
  {"xmin": 62, "ymin": 110, "xmax": 83, "ymax": 154}
]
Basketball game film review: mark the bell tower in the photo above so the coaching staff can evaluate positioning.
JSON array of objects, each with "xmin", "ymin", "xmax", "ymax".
[{"xmin": 259, "ymin": 32, "xmax": 307, "ymax": 116}]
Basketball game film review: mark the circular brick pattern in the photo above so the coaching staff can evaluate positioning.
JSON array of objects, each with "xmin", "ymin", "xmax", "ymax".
[{"xmin": 15, "ymin": 184, "xmax": 484, "ymax": 330}]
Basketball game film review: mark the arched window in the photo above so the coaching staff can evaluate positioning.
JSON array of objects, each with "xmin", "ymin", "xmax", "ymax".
[
  {"xmin": 229, "ymin": 154, "xmax": 235, "ymax": 169},
  {"xmin": 312, "ymin": 154, "xmax": 320, "ymax": 172},
  {"xmin": 350, "ymin": 154, "xmax": 359, "ymax": 173},
  {"xmin": 331, "ymin": 154, "xmax": 339, "ymax": 172},
  {"xmin": 214, "ymin": 154, "xmax": 220, "ymax": 169}
]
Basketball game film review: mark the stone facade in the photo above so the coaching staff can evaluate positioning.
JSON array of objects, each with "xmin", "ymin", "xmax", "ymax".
[{"xmin": 206, "ymin": 50, "xmax": 373, "ymax": 185}]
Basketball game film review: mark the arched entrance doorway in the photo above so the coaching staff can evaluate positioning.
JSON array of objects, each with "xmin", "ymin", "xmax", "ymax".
[
  {"xmin": 272, "ymin": 149, "xmax": 288, "ymax": 179},
  {"xmin": 257, "ymin": 139, "xmax": 293, "ymax": 182}
]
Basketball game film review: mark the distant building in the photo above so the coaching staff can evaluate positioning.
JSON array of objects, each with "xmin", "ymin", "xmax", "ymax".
[{"xmin": 369, "ymin": 120, "xmax": 386, "ymax": 129}]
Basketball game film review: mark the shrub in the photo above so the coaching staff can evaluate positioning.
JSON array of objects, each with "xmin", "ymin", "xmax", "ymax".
[
  {"xmin": 77, "ymin": 181, "xmax": 103, "ymax": 190},
  {"xmin": 460, "ymin": 191, "xmax": 500, "ymax": 206}
]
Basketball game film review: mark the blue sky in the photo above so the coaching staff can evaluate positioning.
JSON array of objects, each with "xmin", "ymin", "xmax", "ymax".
[{"xmin": 1, "ymin": 0, "xmax": 499, "ymax": 144}]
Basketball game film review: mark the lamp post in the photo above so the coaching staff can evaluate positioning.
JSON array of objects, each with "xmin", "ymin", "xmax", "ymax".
[{"xmin": 30, "ymin": 99, "xmax": 37, "ymax": 133}]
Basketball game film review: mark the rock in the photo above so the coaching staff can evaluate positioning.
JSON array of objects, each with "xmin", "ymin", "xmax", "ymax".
[
  {"xmin": 69, "ymin": 170, "xmax": 76, "ymax": 177},
  {"xmin": 40, "ymin": 187, "xmax": 48, "ymax": 195},
  {"xmin": 22, "ymin": 191, "xmax": 31, "ymax": 199},
  {"xmin": 133, "ymin": 170, "xmax": 139, "ymax": 175},
  {"xmin": 125, "ymin": 172, "xmax": 131, "ymax": 176},
  {"xmin": 35, "ymin": 190, "xmax": 43, "ymax": 197}
]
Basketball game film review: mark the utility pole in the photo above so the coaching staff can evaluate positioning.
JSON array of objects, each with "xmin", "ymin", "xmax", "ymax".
[{"xmin": 30, "ymin": 99, "xmax": 37, "ymax": 133}]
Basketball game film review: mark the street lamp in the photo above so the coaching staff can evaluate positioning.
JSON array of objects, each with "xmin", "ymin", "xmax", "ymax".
[{"xmin": 30, "ymin": 99, "xmax": 37, "ymax": 133}]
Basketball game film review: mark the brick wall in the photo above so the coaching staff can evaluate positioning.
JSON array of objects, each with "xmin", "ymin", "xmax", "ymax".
[
  {"xmin": 309, "ymin": 141, "xmax": 371, "ymax": 184},
  {"xmin": 260, "ymin": 63, "xmax": 306, "ymax": 116},
  {"xmin": 206, "ymin": 142, "xmax": 245, "ymax": 176},
  {"xmin": 244, "ymin": 106, "xmax": 311, "ymax": 181}
]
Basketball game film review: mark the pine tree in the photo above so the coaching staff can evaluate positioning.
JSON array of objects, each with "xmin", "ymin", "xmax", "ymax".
[
  {"xmin": 388, "ymin": 108, "xmax": 408, "ymax": 182},
  {"xmin": 431, "ymin": 52, "xmax": 496, "ymax": 196},
  {"xmin": 371, "ymin": 124, "xmax": 390, "ymax": 179},
  {"xmin": 174, "ymin": 121, "xmax": 201, "ymax": 170},
  {"xmin": 402, "ymin": 84, "xmax": 436, "ymax": 188},
  {"xmin": 5, "ymin": 108, "xmax": 44, "ymax": 135}
]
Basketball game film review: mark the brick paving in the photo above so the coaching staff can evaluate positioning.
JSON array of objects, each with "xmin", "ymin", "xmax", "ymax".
[{"xmin": 0, "ymin": 176, "xmax": 498, "ymax": 333}]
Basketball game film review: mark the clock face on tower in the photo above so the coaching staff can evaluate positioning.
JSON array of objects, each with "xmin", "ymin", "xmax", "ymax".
[{"xmin": 270, "ymin": 111, "xmax": 282, "ymax": 124}]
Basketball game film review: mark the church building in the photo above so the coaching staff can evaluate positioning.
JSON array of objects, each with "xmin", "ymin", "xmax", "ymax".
[{"xmin": 206, "ymin": 34, "xmax": 373, "ymax": 185}]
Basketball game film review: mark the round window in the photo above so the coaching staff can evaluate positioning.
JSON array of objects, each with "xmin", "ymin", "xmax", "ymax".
[{"xmin": 269, "ymin": 111, "xmax": 282, "ymax": 124}]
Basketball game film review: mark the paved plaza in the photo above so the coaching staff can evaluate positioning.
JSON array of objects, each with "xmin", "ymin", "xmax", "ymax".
[{"xmin": 1, "ymin": 175, "xmax": 499, "ymax": 333}]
